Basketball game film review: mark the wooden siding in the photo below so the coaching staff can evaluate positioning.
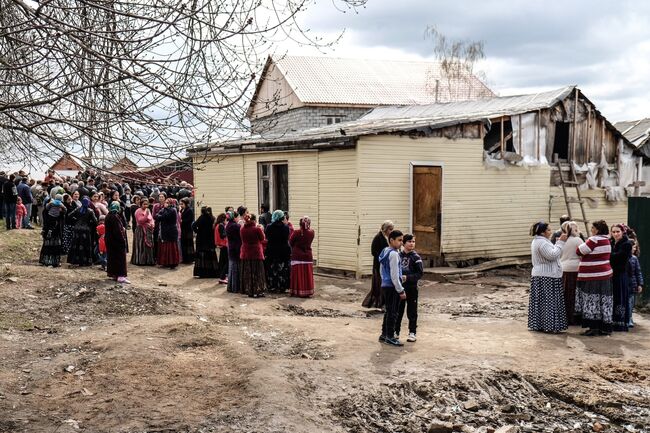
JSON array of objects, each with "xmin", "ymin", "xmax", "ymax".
[
  {"xmin": 193, "ymin": 152, "xmax": 320, "ymax": 257},
  {"xmin": 317, "ymin": 149, "xmax": 359, "ymax": 272},
  {"xmin": 550, "ymin": 186, "xmax": 628, "ymax": 227},
  {"xmin": 249, "ymin": 62, "xmax": 303, "ymax": 120},
  {"xmin": 357, "ymin": 135, "xmax": 551, "ymax": 274}
]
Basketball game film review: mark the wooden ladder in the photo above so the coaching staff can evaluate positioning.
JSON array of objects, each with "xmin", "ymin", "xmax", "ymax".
[{"xmin": 557, "ymin": 161, "xmax": 590, "ymax": 233}]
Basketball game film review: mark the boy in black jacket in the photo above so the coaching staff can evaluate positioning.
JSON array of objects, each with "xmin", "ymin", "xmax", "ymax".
[{"xmin": 396, "ymin": 234, "xmax": 423, "ymax": 342}]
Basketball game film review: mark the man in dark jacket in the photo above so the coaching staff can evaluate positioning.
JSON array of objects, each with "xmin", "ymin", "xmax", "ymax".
[
  {"xmin": 258, "ymin": 204, "xmax": 271, "ymax": 229},
  {"xmin": 3, "ymin": 174, "xmax": 18, "ymax": 230},
  {"xmin": 396, "ymin": 233, "xmax": 424, "ymax": 342},
  {"xmin": 0, "ymin": 171, "xmax": 6, "ymax": 221}
]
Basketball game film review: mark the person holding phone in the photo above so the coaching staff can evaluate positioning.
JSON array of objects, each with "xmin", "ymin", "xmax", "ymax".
[{"xmin": 559, "ymin": 221, "xmax": 582, "ymax": 325}]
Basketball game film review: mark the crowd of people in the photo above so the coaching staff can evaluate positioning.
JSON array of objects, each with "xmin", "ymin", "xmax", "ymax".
[
  {"xmin": 529, "ymin": 215, "xmax": 644, "ymax": 336},
  {"xmin": 0, "ymin": 168, "xmax": 316, "ymax": 298}
]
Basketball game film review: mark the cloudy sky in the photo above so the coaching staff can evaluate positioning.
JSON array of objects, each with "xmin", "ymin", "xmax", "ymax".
[{"xmin": 286, "ymin": 0, "xmax": 650, "ymax": 122}]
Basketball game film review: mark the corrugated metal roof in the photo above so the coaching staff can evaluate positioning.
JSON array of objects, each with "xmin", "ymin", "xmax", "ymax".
[
  {"xmin": 614, "ymin": 118, "xmax": 650, "ymax": 148},
  {"xmin": 272, "ymin": 55, "xmax": 495, "ymax": 106}
]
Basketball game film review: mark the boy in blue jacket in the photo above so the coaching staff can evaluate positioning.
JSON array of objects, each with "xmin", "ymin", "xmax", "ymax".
[
  {"xmin": 378, "ymin": 230, "xmax": 406, "ymax": 346},
  {"xmin": 396, "ymin": 234, "xmax": 423, "ymax": 342}
]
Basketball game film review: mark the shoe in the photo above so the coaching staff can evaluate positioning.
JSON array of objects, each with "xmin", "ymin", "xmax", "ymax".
[
  {"xmin": 117, "ymin": 277, "xmax": 131, "ymax": 284},
  {"xmin": 598, "ymin": 330, "xmax": 611, "ymax": 336},
  {"xmin": 378, "ymin": 335, "xmax": 386, "ymax": 343},
  {"xmin": 581, "ymin": 329, "xmax": 597, "ymax": 336},
  {"xmin": 407, "ymin": 333, "xmax": 417, "ymax": 342},
  {"xmin": 384, "ymin": 337, "xmax": 404, "ymax": 347},
  {"xmin": 218, "ymin": 279, "xmax": 227, "ymax": 284},
  {"xmin": 394, "ymin": 333, "xmax": 400, "ymax": 340}
]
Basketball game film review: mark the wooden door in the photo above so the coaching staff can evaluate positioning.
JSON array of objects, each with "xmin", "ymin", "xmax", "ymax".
[{"xmin": 412, "ymin": 166, "xmax": 442, "ymax": 255}]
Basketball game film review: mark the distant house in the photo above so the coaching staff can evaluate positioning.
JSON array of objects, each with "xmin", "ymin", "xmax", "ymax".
[
  {"xmin": 615, "ymin": 118, "xmax": 650, "ymax": 196},
  {"xmin": 109, "ymin": 157, "xmax": 139, "ymax": 173},
  {"xmin": 50, "ymin": 153, "xmax": 84, "ymax": 178},
  {"xmin": 191, "ymin": 86, "xmax": 641, "ymax": 276},
  {"xmin": 247, "ymin": 55, "xmax": 495, "ymax": 134}
]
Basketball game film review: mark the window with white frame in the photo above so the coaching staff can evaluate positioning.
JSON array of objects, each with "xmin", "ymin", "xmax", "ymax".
[{"xmin": 258, "ymin": 162, "xmax": 289, "ymax": 212}]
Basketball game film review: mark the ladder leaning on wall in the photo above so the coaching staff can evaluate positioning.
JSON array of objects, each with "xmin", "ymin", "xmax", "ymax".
[{"xmin": 556, "ymin": 161, "xmax": 590, "ymax": 234}]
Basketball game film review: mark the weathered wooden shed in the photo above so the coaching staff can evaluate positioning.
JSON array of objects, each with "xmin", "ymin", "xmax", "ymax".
[
  {"xmin": 191, "ymin": 86, "xmax": 641, "ymax": 276},
  {"xmin": 615, "ymin": 118, "xmax": 650, "ymax": 196}
]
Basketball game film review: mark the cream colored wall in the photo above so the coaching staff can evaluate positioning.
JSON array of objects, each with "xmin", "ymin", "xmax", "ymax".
[
  {"xmin": 193, "ymin": 151, "xmax": 320, "ymax": 256},
  {"xmin": 549, "ymin": 187, "xmax": 628, "ymax": 230},
  {"xmin": 357, "ymin": 135, "xmax": 552, "ymax": 274},
  {"xmin": 317, "ymin": 149, "xmax": 359, "ymax": 272},
  {"xmin": 249, "ymin": 62, "xmax": 304, "ymax": 119}
]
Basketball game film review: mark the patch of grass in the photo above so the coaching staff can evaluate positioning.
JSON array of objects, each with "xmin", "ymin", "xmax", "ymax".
[
  {"xmin": 0, "ymin": 312, "xmax": 35, "ymax": 331},
  {"xmin": 0, "ymin": 225, "xmax": 42, "ymax": 263}
]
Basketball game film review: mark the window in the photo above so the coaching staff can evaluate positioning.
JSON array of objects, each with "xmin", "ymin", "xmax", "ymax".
[
  {"xmin": 325, "ymin": 116, "xmax": 344, "ymax": 125},
  {"xmin": 258, "ymin": 162, "xmax": 289, "ymax": 211}
]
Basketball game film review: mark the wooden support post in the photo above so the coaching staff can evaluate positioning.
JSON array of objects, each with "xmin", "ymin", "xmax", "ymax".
[
  {"xmin": 518, "ymin": 114, "xmax": 522, "ymax": 154},
  {"xmin": 536, "ymin": 110, "xmax": 541, "ymax": 160},
  {"xmin": 500, "ymin": 117, "xmax": 504, "ymax": 156},
  {"xmin": 586, "ymin": 106, "xmax": 591, "ymax": 162},
  {"xmin": 572, "ymin": 88, "xmax": 579, "ymax": 163}
]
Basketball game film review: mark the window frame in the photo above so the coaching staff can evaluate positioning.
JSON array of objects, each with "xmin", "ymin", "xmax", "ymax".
[{"xmin": 257, "ymin": 161, "xmax": 289, "ymax": 211}]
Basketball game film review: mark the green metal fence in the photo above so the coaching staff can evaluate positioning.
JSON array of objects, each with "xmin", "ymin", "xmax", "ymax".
[{"xmin": 628, "ymin": 197, "xmax": 650, "ymax": 305}]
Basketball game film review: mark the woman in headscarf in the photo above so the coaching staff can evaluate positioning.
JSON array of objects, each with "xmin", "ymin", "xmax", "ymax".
[
  {"xmin": 192, "ymin": 206, "xmax": 219, "ymax": 278},
  {"xmin": 39, "ymin": 194, "xmax": 67, "ymax": 267},
  {"xmin": 179, "ymin": 198, "xmax": 195, "ymax": 264},
  {"xmin": 131, "ymin": 197, "xmax": 155, "ymax": 266},
  {"xmin": 265, "ymin": 209, "xmax": 292, "ymax": 293},
  {"xmin": 240, "ymin": 213, "xmax": 266, "ymax": 297},
  {"xmin": 226, "ymin": 210, "xmax": 243, "ymax": 293},
  {"xmin": 575, "ymin": 220, "xmax": 614, "ymax": 336},
  {"xmin": 155, "ymin": 197, "xmax": 180, "ymax": 268},
  {"xmin": 61, "ymin": 193, "xmax": 77, "ymax": 255},
  {"xmin": 215, "ymin": 212, "xmax": 229, "ymax": 284},
  {"xmin": 67, "ymin": 197, "xmax": 98, "ymax": 266},
  {"xmin": 129, "ymin": 195, "xmax": 141, "ymax": 234},
  {"xmin": 104, "ymin": 202, "xmax": 130, "ymax": 284},
  {"xmin": 527, "ymin": 221, "xmax": 568, "ymax": 333},
  {"xmin": 151, "ymin": 192, "xmax": 167, "ymax": 258},
  {"xmin": 610, "ymin": 223, "xmax": 632, "ymax": 332},
  {"xmin": 289, "ymin": 216, "xmax": 315, "ymax": 298},
  {"xmin": 559, "ymin": 221, "xmax": 583, "ymax": 325},
  {"xmin": 363, "ymin": 220, "xmax": 394, "ymax": 308}
]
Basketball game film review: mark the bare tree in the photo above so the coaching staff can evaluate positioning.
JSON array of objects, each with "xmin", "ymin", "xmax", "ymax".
[
  {"xmin": 0, "ymin": 0, "xmax": 367, "ymax": 173},
  {"xmin": 424, "ymin": 25, "xmax": 492, "ymax": 102}
]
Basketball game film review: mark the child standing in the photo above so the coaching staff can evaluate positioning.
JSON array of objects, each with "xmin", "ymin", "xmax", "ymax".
[
  {"xmin": 15, "ymin": 197, "xmax": 27, "ymax": 229},
  {"xmin": 378, "ymin": 230, "xmax": 406, "ymax": 347},
  {"xmin": 627, "ymin": 239, "xmax": 644, "ymax": 328},
  {"xmin": 396, "ymin": 234, "xmax": 423, "ymax": 342},
  {"xmin": 97, "ymin": 215, "xmax": 107, "ymax": 270}
]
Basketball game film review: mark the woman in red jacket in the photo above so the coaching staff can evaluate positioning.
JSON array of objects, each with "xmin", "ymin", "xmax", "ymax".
[
  {"xmin": 240, "ymin": 213, "xmax": 266, "ymax": 298},
  {"xmin": 289, "ymin": 216, "xmax": 315, "ymax": 297}
]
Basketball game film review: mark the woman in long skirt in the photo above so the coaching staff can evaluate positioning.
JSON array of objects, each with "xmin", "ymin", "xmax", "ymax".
[
  {"xmin": 67, "ymin": 198, "xmax": 97, "ymax": 266},
  {"xmin": 559, "ymin": 221, "xmax": 582, "ymax": 325},
  {"xmin": 39, "ymin": 197, "xmax": 66, "ymax": 267},
  {"xmin": 527, "ymin": 221, "xmax": 568, "ymax": 333},
  {"xmin": 575, "ymin": 220, "xmax": 614, "ymax": 336},
  {"xmin": 226, "ymin": 211, "xmax": 242, "ymax": 293},
  {"xmin": 155, "ymin": 198, "xmax": 180, "ymax": 268},
  {"xmin": 179, "ymin": 198, "xmax": 195, "ymax": 264},
  {"xmin": 289, "ymin": 216, "xmax": 315, "ymax": 297},
  {"xmin": 131, "ymin": 199, "xmax": 155, "ymax": 266},
  {"xmin": 105, "ymin": 202, "xmax": 130, "ymax": 284},
  {"xmin": 192, "ymin": 207, "xmax": 219, "ymax": 277},
  {"xmin": 61, "ymin": 194, "xmax": 77, "ymax": 255},
  {"xmin": 265, "ymin": 210, "xmax": 292, "ymax": 293},
  {"xmin": 363, "ymin": 221, "xmax": 393, "ymax": 308},
  {"xmin": 240, "ymin": 214, "xmax": 266, "ymax": 297},
  {"xmin": 215, "ymin": 212, "xmax": 229, "ymax": 284},
  {"xmin": 610, "ymin": 224, "xmax": 632, "ymax": 332}
]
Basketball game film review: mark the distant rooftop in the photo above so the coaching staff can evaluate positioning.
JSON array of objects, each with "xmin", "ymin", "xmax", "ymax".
[{"xmin": 615, "ymin": 118, "xmax": 650, "ymax": 148}]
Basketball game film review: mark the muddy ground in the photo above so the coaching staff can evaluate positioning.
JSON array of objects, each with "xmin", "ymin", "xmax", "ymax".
[{"xmin": 0, "ymin": 227, "xmax": 649, "ymax": 433}]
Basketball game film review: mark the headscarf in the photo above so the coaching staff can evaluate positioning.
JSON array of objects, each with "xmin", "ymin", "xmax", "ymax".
[
  {"xmin": 109, "ymin": 202, "xmax": 121, "ymax": 213},
  {"xmin": 80, "ymin": 197, "xmax": 90, "ymax": 214},
  {"xmin": 54, "ymin": 194, "xmax": 63, "ymax": 201},
  {"xmin": 271, "ymin": 209, "xmax": 285, "ymax": 224},
  {"xmin": 226, "ymin": 211, "xmax": 235, "ymax": 221},
  {"xmin": 300, "ymin": 216, "xmax": 311, "ymax": 231}
]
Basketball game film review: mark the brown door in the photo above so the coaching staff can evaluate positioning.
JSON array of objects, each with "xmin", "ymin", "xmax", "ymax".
[{"xmin": 412, "ymin": 166, "xmax": 442, "ymax": 256}]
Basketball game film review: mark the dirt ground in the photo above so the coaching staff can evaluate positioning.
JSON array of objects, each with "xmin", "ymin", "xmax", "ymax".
[{"xmin": 1, "ymin": 227, "xmax": 649, "ymax": 433}]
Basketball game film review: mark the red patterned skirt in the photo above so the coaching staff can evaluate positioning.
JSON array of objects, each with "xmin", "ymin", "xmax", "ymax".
[
  {"xmin": 158, "ymin": 241, "xmax": 180, "ymax": 267},
  {"xmin": 290, "ymin": 262, "xmax": 314, "ymax": 297}
]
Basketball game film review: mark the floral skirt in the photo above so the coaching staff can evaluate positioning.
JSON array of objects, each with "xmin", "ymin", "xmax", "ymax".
[
  {"xmin": 241, "ymin": 259, "xmax": 266, "ymax": 297},
  {"xmin": 131, "ymin": 226, "xmax": 155, "ymax": 266},
  {"xmin": 266, "ymin": 258, "xmax": 290, "ymax": 293},
  {"xmin": 575, "ymin": 278, "xmax": 613, "ymax": 332}
]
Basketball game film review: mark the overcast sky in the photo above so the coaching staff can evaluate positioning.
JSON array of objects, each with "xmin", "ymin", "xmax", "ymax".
[{"xmin": 286, "ymin": 0, "xmax": 650, "ymax": 122}]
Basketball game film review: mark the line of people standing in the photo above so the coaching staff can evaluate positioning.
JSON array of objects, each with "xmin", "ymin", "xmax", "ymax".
[{"xmin": 528, "ymin": 217, "xmax": 643, "ymax": 335}]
